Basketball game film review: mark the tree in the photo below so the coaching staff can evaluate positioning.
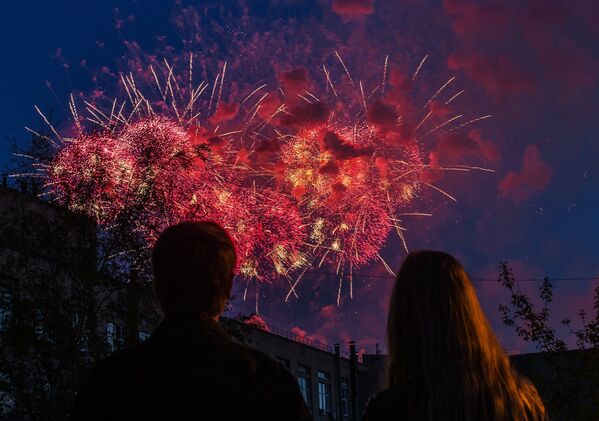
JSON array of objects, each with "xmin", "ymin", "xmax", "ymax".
[
  {"xmin": 0, "ymin": 188, "xmax": 109, "ymax": 419},
  {"xmin": 498, "ymin": 261, "xmax": 599, "ymax": 419}
]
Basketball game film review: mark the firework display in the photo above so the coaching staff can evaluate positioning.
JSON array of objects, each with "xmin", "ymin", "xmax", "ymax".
[{"xmin": 29, "ymin": 52, "xmax": 491, "ymax": 304}]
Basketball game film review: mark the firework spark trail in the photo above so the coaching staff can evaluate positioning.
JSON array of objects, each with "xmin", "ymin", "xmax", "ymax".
[
  {"xmin": 322, "ymin": 65, "xmax": 338, "ymax": 98},
  {"xmin": 412, "ymin": 54, "xmax": 428, "ymax": 81},
  {"xmin": 415, "ymin": 111, "xmax": 433, "ymax": 131},
  {"xmin": 334, "ymin": 50, "xmax": 355, "ymax": 89},
  {"xmin": 424, "ymin": 76, "xmax": 455, "ymax": 108},
  {"xmin": 24, "ymin": 126, "xmax": 60, "ymax": 149},
  {"xmin": 423, "ymin": 182, "xmax": 458, "ymax": 202},
  {"xmin": 381, "ymin": 55, "xmax": 389, "ymax": 97},
  {"xmin": 33, "ymin": 106, "xmax": 63, "ymax": 146},
  {"xmin": 445, "ymin": 114, "xmax": 493, "ymax": 133},
  {"xmin": 420, "ymin": 114, "xmax": 463, "ymax": 138},
  {"xmin": 445, "ymin": 89, "xmax": 464, "ymax": 105}
]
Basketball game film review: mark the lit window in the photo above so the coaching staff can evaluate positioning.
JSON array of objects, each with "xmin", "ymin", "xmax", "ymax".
[
  {"xmin": 297, "ymin": 364, "xmax": 311, "ymax": 407},
  {"xmin": 138, "ymin": 330, "xmax": 151, "ymax": 342},
  {"xmin": 317, "ymin": 370, "xmax": 331, "ymax": 414},
  {"xmin": 106, "ymin": 322, "xmax": 124, "ymax": 351}
]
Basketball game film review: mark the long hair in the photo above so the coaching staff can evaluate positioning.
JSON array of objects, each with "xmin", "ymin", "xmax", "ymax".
[{"xmin": 386, "ymin": 250, "xmax": 547, "ymax": 420}]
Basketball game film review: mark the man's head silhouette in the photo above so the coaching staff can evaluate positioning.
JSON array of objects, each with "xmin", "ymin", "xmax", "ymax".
[{"xmin": 152, "ymin": 221, "xmax": 236, "ymax": 320}]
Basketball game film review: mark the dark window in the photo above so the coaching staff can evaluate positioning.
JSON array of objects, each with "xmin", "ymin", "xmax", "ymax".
[
  {"xmin": 317, "ymin": 370, "xmax": 331, "ymax": 414},
  {"xmin": 0, "ymin": 292, "xmax": 11, "ymax": 331},
  {"xmin": 34, "ymin": 309, "xmax": 44, "ymax": 339},
  {"xmin": 298, "ymin": 364, "xmax": 311, "ymax": 407},
  {"xmin": 341, "ymin": 377, "xmax": 350, "ymax": 418},
  {"xmin": 276, "ymin": 356, "xmax": 290, "ymax": 370},
  {"xmin": 298, "ymin": 364, "xmax": 309, "ymax": 375}
]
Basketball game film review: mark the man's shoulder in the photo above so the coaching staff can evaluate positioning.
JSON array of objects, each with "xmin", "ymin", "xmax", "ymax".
[
  {"xmin": 225, "ymin": 339, "xmax": 289, "ymax": 375},
  {"xmin": 87, "ymin": 344, "xmax": 146, "ymax": 381},
  {"xmin": 230, "ymin": 344, "xmax": 312, "ymax": 420}
]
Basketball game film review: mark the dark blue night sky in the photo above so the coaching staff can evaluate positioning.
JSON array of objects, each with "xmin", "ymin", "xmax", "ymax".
[{"xmin": 1, "ymin": 0, "xmax": 598, "ymax": 354}]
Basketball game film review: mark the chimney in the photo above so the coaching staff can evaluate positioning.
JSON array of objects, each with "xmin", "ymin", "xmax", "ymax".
[
  {"xmin": 349, "ymin": 341, "xmax": 358, "ymax": 421},
  {"xmin": 1, "ymin": 174, "xmax": 7, "ymax": 189},
  {"xmin": 376, "ymin": 343, "xmax": 381, "ymax": 355},
  {"xmin": 19, "ymin": 179, "xmax": 28, "ymax": 193},
  {"xmin": 31, "ymin": 180, "xmax": 38, "ymax": 196}
]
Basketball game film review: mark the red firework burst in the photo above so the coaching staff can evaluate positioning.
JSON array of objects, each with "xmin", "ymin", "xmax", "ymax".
[
  {"xmin": 180, "ymin": 184, "xmax": 307, "ymax": 283},
  {"xmin": 279, "ymin": 121, "xmax": 420, "ymax": 271},
  {"xmin": 50, "ymin": 133, "xmax": 135, "ymax": 223}
]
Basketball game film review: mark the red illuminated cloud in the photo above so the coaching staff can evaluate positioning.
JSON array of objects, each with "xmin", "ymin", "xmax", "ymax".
[
  {"xmin": 243, "ymin": 313, "xmax": 270, "ymax": 331},
  {"xmin": 255, "ymin": 138, "xmax": 280, "ymax": 154},
  {"xmin": 443, "ymin": 0, "xmax": 510, "ymax": 39},
  {"xmin": 332, "ymin": 0, "xmax": 374, "ymax": 19},
  {"xmin": 209, "ymin": 102, "xmax": 239, "ymax": 125},
  {"xmin": 366, "ymin": 100, "xmax": 399, "ymax": 131},
  {"xmin": 447, "ymin": 51, "xmax": 536, "ymax": 97},
  {"xmin": 254, "ymin": 138, "xmax": 281, "ymax": 163},
  {"xmin": 542, "ymin": 40, "xmax": 599, "ymax": 91},
  {"xmin": 319, "ymin": 160, "xmax": 340, "ymax": 176},
  {"xmin": 444, "ymin": 0, "xmax": 599, "ymax": 99},
  {"xmin": 320, "ymin": 131, "xmax": 374, "ymax": 160},
  {"xmin": 385, "ymin": 68, "xmax": 413, "ymax": 107},
  {"xmin": 500, "ymin": 145, "xmax": 552, "ymax": 201},
  {"xmin": 428, "ymin": 101, "xmax": 451, "ymax": 117},
  {"xmin": 432, "ymin": 129, "xmax": 500, "ymax": 163},
  {"xmin": 279, "ymin": 102, "xmax": 330, "ymax": 127},
  {"xmin": 257, "ymin": 92, "xmax": 282, "ymax": 120},
  {"xmin": 279, "ymin": 67, "xmax": 311, "ymax": 95},
  {"xmin": 291, "ymin": 326, "xmax": 308, "ymax": 338}
]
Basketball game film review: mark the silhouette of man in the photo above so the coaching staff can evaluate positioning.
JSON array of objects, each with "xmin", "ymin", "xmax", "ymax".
[{"xmin": 72, "ymin": 221, "xmax": 312, "ymax": 420}]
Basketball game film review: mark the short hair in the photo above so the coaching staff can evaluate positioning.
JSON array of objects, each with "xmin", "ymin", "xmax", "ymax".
[{"xmin": 152, "ymin": 221, "xmax": 236, "ymax": 318}]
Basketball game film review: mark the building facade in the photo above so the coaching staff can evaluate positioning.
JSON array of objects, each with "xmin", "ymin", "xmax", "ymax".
[{"xmin": 233, "ymin": 320, "xmax": 357, "ymax": 420}]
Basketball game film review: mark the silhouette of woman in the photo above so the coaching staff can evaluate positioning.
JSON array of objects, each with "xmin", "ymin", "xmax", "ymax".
[{"xmin": 363, "ymin": 250, "xmax": 547, "ymax": 421}]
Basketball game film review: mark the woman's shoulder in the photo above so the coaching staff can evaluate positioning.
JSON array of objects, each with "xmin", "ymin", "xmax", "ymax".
[{"xmin": 363, "ymin": 383, "xmax": 419, "ymax": 421}]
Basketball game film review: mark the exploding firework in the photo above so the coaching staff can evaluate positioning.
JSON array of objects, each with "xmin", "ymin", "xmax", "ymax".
[
  {"xmin": 116, "ymin": 117, "xmax": 209, "ymax": 235},
  {"xmin": 280, "ymin": 123, "xmax": 394, "ymax": 266},
  {"xmin": 277, "ymin": 120, "xmax": 421, "ymax": 302},
  {"xmin": 50, "ymin": 133, "xmax": 134, "ymax": 223},
  {"xmin": 49, "ymin": 116, "xmax": 210, "ymax": 238}
]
